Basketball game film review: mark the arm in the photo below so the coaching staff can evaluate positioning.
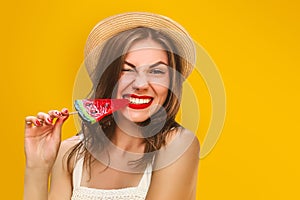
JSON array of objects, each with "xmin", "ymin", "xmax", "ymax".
[
  {"xmin": 146, "ymin": 129, "xmax": 200, "ymax": 200},
  {"xmin": 24, "ymin": 109, "xmax": 69, "ymax": 200},
  {"xmin": 24, "ymin": 167, "xmax": 50, "ymax": 200},
  {"xmin": 48, "ymin": 136, "xmax": 81, "ymax": 200},
  {"xmin": 24, "ymin": 138, "xmax": 76, "ymax": 200}
]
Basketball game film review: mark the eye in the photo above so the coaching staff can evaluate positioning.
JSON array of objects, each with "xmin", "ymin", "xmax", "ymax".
[
  {"xmin": 123, "ymin": 61, "xmax": 136, "ymax": 72},
  {"xmin": 122, "ymin": 67, "xmax": 135, "ymax": 72},
  {"xmin": 122, "ymin": 69, "xmax": 134, "ymax": 72},
  {"xmin": 149, "ymin": 68, "xmax": 166, "ymax": 74}
]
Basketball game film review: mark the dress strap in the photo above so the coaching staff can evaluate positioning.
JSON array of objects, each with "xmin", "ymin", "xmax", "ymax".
[
  {"xmin": 72, "ymin": 157, "xmax": 84, "ymax": 188},
  {"xmin": 137, "ymin": 163, "xmax": 152, "ymax": 190}
]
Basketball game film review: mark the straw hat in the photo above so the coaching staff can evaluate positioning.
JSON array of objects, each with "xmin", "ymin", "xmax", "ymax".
[{"xmin": 84, "ymin": 12, "xmax": 196, "ymax": 80}]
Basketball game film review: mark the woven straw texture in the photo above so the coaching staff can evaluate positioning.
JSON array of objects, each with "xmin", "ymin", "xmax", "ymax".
[{"xmin": 84, "ymin": 12, "xmax": 195, "ymax": 80}]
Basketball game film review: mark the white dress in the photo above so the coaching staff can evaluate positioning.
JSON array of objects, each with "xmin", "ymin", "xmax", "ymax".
[{"xmin": 71, "ymin": 157, "xmax": 152, "ymax": 200}]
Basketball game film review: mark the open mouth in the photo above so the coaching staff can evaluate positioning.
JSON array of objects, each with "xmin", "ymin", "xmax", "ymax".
[{"xmin": 123, "ymin": 94, "xmax": 153, "ymax": 109}]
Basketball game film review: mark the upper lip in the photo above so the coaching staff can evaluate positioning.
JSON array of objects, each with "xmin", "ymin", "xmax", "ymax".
[{"xmin": 123, "ymin": 94, "xmax": 153, "ymax": 99}]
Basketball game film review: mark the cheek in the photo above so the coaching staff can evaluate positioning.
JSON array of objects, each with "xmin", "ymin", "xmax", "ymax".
[
  {"xmin": 116, "ymin": 75, "xmax": 134, "ymax": 95},
  {"xmin": 161, "ymin": 87, "xmax": 169, "ymax": 101},
  {"xmin": 149, "ymin": 73, "xmax": 170, "ymax": 90},
  {"xmin": 152, "ymin": 84, "xmax": 169, "ymax": 101},
  {"xmin": 150, "ymin": 76, "xmax": 170, "ymax": 98},
  {"xmin": 119, "ymin": 73, "xmax": 136, "ymax": 85}
]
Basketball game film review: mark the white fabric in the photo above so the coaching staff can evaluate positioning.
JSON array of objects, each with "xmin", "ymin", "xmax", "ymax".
[{"xmin": 71, "ymin": 157, "xmax": 152, "ymax": 200}]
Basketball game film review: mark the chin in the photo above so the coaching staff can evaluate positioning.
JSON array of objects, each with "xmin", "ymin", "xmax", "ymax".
[
  {"xmin": 123, "ymin": 112, "xmax": 151, "ymax": 123},
  {"xmin": 117, "ymin": 104, "xmax": 162, "ymax": 123}
]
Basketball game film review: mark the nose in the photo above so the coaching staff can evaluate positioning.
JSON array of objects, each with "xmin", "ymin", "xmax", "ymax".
[{"xmin": 131, "ymin": 73, "xmax": 149, "ymax": 91}]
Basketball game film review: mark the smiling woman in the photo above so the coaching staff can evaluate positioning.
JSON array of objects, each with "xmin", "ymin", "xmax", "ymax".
[
  {"xmin": 118, "ymin": 39, "xmax": 170, "ymax": 122},
  {"xmin": 24, "ymin": 12, "xmax": 200, "ymax": 200}
]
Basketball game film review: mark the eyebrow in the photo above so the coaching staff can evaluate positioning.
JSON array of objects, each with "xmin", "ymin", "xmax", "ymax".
[{"xmin": 124, "ymin": 61, "xmax": 168, "ymax": 68}]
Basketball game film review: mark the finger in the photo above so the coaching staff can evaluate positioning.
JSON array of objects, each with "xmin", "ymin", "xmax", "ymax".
[
  {"xmin": 54, "ymin": 108, "xmax": 69, "ymax": 124},
  {"xmin": 50, "ymin": 118, "xmax": 65, "ymax": 142},
  {"xmin": 61, "ymin": 108, "xmax": 70, "ymax": 123},
  {"xmin": 61, "ymin": 108, "xmax": 69, "ymax": 117},
  {"xmin": 52, "ymin": 108, "xmax": 69, "ymax": 136},
  {"xmin": 48, "ymin": 110, "xmax": 62, "ymax": 118},
  {"xmin": 25, "ymin": 116, "xmax": 42, "ymax": 127},
  {"xmin": 36, "ymin": 112, "xmax": 53, "ymax": 125}
]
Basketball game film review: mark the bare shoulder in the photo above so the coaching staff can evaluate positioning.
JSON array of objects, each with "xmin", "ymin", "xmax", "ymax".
[
  {"xmin": 146, "ymin": 128, "xmax": 200, "ymax": 200},
  {"xmin": 166, "ymin": 127, "xmax": 199, "ymax": 147},
  {"xmin": 177, "ymin": 128, "xmax": 200, "ymax": 155},
  {"xmin": 48, "ymin": 135, "xmax": 82, "ymax": 200},
  {"xmin": 61, "ymin": 135, "xmax": 82, "ymax": 152},
  {"xmin": 59, "ymin": 135, "xmax": 82, "ymax": 170},
  {"xmin": 154, "ymin": 127, "xmax": 200, "ymax": 170}
]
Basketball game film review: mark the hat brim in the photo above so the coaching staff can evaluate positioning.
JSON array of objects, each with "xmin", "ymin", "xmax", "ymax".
[{"xmin": 84, "ymin": 12, "xmax": 196, "ymax": 79}]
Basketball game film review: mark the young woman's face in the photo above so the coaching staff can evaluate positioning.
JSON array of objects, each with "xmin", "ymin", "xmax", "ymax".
[{"xmin": 116, "ymin": 39, "xmax": 170, "ymax": 122}]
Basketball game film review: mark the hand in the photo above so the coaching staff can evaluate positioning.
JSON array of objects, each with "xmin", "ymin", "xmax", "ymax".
[{"xmin": 24, "ymin": 108, "xmax": 69, "ymax": 172}]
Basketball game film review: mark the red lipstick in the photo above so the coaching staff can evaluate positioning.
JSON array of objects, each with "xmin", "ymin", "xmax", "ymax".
[{"xmin": 124, "ymin": 94, "xmax": 153, "ymax": 110}]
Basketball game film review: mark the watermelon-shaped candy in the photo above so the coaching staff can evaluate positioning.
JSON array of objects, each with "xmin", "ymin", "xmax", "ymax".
[{"xmin": 74, "ymin": 99, "xmax": 129, "ymax": 124}]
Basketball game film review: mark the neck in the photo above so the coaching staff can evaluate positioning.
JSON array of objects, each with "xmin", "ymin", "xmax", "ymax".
[{"xmin": 111, "ymin": 114, "xmax": 145, "ymax": 153}]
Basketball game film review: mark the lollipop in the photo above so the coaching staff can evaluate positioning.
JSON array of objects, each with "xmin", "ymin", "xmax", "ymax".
[{"xmin": 74, "ymin": 99, "xmax": 129, "ymax": 124}]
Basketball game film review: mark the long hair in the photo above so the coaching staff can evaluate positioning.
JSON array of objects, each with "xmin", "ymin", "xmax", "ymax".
[{"xmin": 66, "ymin": 27, "xmax": 185, "ymax": 175}]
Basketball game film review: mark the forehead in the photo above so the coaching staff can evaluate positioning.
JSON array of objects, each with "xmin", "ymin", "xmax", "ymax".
[{"xmin": 125, "ymin": 39, "xmax": 168, "ymax": 65}]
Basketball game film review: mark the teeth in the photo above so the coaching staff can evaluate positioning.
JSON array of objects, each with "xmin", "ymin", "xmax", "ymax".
[{"xmin": 129, "ymin": 97, "xmax": 151, "ymax": 104}]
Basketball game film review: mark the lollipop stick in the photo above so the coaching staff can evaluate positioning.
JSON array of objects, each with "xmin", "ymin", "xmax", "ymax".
[{"xmin": 68, "ymin": 111, "xmax": 78, "ymax": 115}]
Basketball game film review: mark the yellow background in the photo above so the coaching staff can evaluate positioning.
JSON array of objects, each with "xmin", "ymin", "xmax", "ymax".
[{"xmin": 1, "ymin": 0, "xmax": 299, "ymax": 199}]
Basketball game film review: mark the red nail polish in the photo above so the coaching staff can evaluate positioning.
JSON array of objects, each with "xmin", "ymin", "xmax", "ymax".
[
  {"xmin": 63, "ymin": 109, "xmax": 68, "ymax": 113},
  {"xmin": 36, "ymin": 120, "xmax": 41, "ymax": 126},
  {"xmin": 47, "ymin": 118, "xmax": 52, "ymax": 123}
]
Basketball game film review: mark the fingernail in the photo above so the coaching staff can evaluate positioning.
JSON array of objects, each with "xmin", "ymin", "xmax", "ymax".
[
  {"xmin": 63, "ymin": 109, "xmax": 68, "ymax": 114},
  {"xmin": 36, "ymin": 120, "xmax": 41, "ymax": 126},
  {"xmin": 47, "ymin": 118, "xmax": 52, "ymax": 123}
]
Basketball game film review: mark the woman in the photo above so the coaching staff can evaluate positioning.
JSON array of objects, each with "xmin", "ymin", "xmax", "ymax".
[{"xmin": 24, "ymin": 12, "xmax": 200, "ymax": 200}]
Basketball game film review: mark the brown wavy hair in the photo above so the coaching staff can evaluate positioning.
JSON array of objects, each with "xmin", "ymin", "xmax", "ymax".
[{"xmin": 66, "ymin": 27, "xmax": 185, "ymax": 175}]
